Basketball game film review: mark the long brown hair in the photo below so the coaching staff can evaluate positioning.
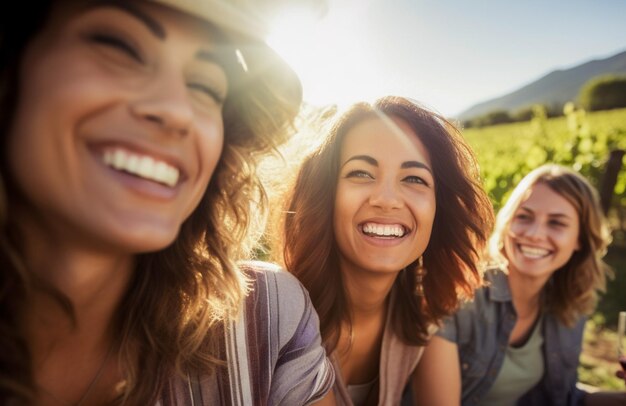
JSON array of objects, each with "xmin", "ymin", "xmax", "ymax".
[
  {"xmin": 277, "ymin": 96, "xmax": 494, "ymax": 352},
  {"xmin": 0, "ymin": 1, "xmax": 299, "ymax": 403},
  {"xmin": 489, "ymin": 164, "xmax": 612, "ymax": 326}
]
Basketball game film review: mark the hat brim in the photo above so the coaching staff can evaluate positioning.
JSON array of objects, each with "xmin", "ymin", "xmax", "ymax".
[{"xmin": 149, "ymin": 0, "xmax": 302, "ymax": 111}]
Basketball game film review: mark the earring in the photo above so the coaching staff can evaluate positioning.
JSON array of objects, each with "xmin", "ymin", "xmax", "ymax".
[{"xmin": 414, "ymin": 256, "xmax": 427, "ymax": 297}]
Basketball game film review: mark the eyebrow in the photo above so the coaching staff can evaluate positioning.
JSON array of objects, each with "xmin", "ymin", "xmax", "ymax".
[
  {"xmin": 342, "ymin": 155, "xmax": 377, "ymax": 167},
  {"xmin": 92, "ymin": 1, "xmax": 166, "ymax": 39},
  {"xmin": 342, "ymin": 155, "xmax": 433, "ymax": 174},
  {"xmin": 401, "ymin": 161, "xmax": 433, "ymax": 174}
]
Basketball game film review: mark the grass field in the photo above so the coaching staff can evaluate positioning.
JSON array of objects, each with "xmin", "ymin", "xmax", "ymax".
[{"xmin": 461, "ymin": 106, "xmax": 626, "ymax": 212}]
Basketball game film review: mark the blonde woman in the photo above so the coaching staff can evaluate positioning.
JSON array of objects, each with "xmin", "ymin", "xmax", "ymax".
[
  {"xmin": 0, "ymin": 1, "xmax": 332, "ymax": 404},
  {"xmin": 412, "ymin": 164, "xmax": 625, "ymax": 405}
]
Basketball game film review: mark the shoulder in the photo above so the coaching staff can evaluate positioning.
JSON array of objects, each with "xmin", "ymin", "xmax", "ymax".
[
  {"xmin": 238, "ymin": 260, "xmax": 312, "ymax": 341},
  {"xmin": 437, "ymin": 283, "xmax": 501, "ymax": 342},
  {"xmin": 453, "ymin": 285, "xmax": 493, "ymax": 320},
  {"xmin": 239, "ymin": 260, "xmax": 308, "ymax": 304}
]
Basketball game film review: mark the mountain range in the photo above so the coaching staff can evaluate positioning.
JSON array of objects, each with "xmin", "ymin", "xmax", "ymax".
[{"xmin": 456, "ymin": 49, "xmax": 626, "ymax": 120}]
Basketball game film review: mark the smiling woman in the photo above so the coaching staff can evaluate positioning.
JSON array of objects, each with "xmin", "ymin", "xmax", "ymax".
[
  {"xmin": 9, "ymin": 3, "xmax": 229, "ymax": 251},
  {"xmin": 411, "ymin": 164, "xmax": 623, "ymax": 406},
  {"xmin": 272, "ymin": 96, "xmax": 494, "ymax": 405},
  {"xmin": 0, "ymin": 1, "xmax": 333, "ymax": 405}
]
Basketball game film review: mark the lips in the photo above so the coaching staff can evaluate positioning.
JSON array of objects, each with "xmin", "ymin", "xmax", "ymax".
[
  {"xmin": 360, "ymin": 221, "xmax": 409, "ymax": 238},
  {"xmin": 101, "ymin": 147, "xmax": 181, "ymax": 188}
]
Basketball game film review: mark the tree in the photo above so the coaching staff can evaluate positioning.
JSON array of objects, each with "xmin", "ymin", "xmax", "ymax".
[
  {"xmin": 579, "ymin": 75, "xmax": 626, "ymax": 111},
  {"xmin": 483, "ymin": 110, "xmax": 512, "ymax": 125}
]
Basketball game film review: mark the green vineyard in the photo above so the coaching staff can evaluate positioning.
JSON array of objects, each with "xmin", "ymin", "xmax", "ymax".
[{"xmin": 462, "ymin": 105, "xmax": 626, "ymax": 215}]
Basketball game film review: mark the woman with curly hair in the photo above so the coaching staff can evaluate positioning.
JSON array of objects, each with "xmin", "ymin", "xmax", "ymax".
[
  {"xmin": 412, "ymin": 164, "xmax": 625, "ymax": 405},
  {"xmin": 274, "ymin": 96, "xmax": 494, "ymax": 405},
  {"xmin": 0, "ymin": 0, "xmax": 333, "ymax": 404}
]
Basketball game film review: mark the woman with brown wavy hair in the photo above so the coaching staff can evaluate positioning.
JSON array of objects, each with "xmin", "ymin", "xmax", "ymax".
[
  {"xmin": 0, "ymin": 0, "xmax": 333, "ymax": 404},
  {"xmin": 275, "ymin": 96, "xmax": 494, "ymax": 405},
  {"xmin": 412, "ymin": 164, "xmax": 625, "ymax": 405}
]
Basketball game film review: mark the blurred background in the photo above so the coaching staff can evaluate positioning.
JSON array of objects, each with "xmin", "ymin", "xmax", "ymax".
[{"xmin": 262, "ymin": 0, "xmax": 626, "ymax": 390}]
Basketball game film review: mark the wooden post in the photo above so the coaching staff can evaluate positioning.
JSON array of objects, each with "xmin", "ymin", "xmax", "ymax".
[{"xmin": 600, "ymin": 149, "xmax": 625, "ymax": 215}]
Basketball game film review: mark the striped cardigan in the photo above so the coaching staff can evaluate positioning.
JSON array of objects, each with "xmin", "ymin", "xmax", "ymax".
[{"xmin": 156, "ymin": 261, "xmax": 334, "ymax": 405}]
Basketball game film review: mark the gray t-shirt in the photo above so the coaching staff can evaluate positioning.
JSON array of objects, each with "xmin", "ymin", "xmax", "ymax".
[{"xmin": 479, "ymin": 315, "xmax": 544, "ymax": 406}]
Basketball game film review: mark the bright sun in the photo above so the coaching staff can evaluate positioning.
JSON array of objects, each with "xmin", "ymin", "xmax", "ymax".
[{"xmin": 266, "ymin": 4, "xmax": 378, "ymax": 109}]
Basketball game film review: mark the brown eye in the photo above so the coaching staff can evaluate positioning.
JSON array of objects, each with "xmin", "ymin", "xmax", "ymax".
[{"xmin": 404, "ymin": 175, "xmax": 429, "ymax": 187}]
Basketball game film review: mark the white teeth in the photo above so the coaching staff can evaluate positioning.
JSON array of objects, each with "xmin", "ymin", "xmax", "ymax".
[
  {"xmin": 102, "ymin": 148, "xmax": 180, "ymax": 187},
  {"xmin": 362, "ymin": 222, "xmax": 406, "ymax": 237},
  {"xmin": 519, "ymin": 245, "xmax": 550, "ymax": 258}
]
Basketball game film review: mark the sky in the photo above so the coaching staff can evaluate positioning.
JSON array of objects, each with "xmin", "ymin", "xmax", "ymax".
[{"xmin": 267, "ymin": 0, "xmax": 626, "ymax": 117}]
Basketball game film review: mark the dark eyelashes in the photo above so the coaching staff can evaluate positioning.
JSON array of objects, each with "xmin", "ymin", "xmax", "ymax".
[
  {"xmin": 188, "ymin": 82, "xmax": 226, "ymax": 105},
  {"xmin": 90, "ymin": 33, "xmax": 143, "ymax": 62},
  {"xmin": 344, "ymin": 170, "xmax": 430, "ymax": 187},
  {"xmin": 404, "ymin": 175, "xmax": 429, "ymax": 187},
  {"xmin": 549, "ymin": 221, "xmax": 567, "ymax": 227},
  {"xmin": 345, "ymin": 170, "xmax": 372, "ymax": 179}
]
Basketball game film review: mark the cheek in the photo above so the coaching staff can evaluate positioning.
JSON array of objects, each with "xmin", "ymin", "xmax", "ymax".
[
  {"xmin": 334, "ymin": 184, "xmax": 358, "ymax": 221},
  {"xmin": 184, "ymin": 122, "xmax": 224, "ymax": 214},
  {"xmin": 413, "ymin": 193, "xmax": 436, "ymax": 225},
  {"xmin": 503, "ymin": 234, "xmax": 516, "ymax": 258},
  {"xmin": 198, "ymin": 118, "xmax": 224, "ymax": 177},
  {"xmin": 556, "ymin": 231, "xmax": 580, "ymax": 255},
  {"xmin": 508, "ymin": 221, "xmax": 524, "ymax": 236},
  {"xmin": 6, "ymin": 88, "xmax": 67, "ymax": 198}
]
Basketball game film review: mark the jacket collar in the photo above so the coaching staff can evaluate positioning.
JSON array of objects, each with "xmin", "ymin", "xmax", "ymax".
[{"xmin": 485, "ymin": 268, "xmax": 512, "ymax": 302}]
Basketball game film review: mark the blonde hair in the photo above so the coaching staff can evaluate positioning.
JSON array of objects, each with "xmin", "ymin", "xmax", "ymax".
[{"xmin": 489, "ymin": 164, "xmax": 612, "ymax": 326}]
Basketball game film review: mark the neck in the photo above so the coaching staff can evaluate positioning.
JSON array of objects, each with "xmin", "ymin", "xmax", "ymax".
[
  {"xmin": 507, "ymin": 268, "xmax": 546, "ymax": 318},
  {"xmin": 340, "ymin": 261, "xmax": 397, "ymax": 322}
]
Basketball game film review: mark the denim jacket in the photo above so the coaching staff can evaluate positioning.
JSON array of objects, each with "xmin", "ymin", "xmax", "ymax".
[{"xmin": 437, "ymin": 270, "xmax": 586, "ymax": 406}]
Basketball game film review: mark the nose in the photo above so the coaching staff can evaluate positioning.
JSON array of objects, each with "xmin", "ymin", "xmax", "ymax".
[
  {"xmin": 520, "ymin": 220, "xmax": 545, "ymax": 241},
  {"xmin": 369, "ymin": 179, "xmax": 403, "ymax": 210},
  {"xmin": 129, "ymin": 70, "xmax": 194, "ymax": 137}
]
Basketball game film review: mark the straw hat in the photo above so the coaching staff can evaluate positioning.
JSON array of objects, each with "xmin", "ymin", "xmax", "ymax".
[{"xmin": 150, "ymin": 0, "xmax": 302, "ymax": 111}]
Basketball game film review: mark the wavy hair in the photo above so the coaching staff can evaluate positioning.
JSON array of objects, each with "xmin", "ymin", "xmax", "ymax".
[
  {"xmin": 488, "ymin": 164, "xmax": 612, "ymax": 326},
  {"xmin": 0, "ymin": 1, "xmax": 299, "ymax": 403},
  {"xmin": 276, "ymin": 96, "xmax": 494, "ymax": 352}
]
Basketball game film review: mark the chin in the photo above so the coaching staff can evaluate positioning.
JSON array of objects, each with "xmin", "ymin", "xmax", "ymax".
[
  {"xmin": 364, "ymin": 263, "xmax": 406, "ymax": 274},
  {"xmin": 105, "ymin": 226, "xmax": 181, "ymax": 254}
]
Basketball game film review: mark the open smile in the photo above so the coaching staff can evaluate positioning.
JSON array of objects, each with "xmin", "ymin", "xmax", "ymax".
[
  {"xmin": 516, "ymin": 243, "xmax": 552, "ymax": 259},
  {"xmin": 100, "ymin": 146, "xmax": 183, "ymax": 188},
  {"xmin": 360, "ymin": 221, "xmax": 410, "ymax": 239}
]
